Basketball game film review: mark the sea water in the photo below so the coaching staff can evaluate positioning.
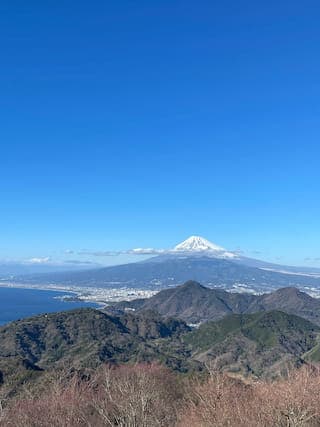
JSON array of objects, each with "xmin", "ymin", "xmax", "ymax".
[{"xmin": 0, "ymin": 287, "xmax": 99, "ymax": 325}]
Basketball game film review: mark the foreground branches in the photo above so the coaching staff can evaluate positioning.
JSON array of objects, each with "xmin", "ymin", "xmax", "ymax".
[{"xmin": 1, "ymin": 363, "xmax": 320, "ymax": 426}]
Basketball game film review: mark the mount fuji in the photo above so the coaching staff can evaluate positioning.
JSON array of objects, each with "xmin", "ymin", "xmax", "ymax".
[
  {"xmin": 12, "ymin": 236, "xmax": 320, "ymax": 294},
  {"xmin": 174, "ymin": 235, "xmax": 226, "ymax": 252},
  {"xmin": 172, "ymin": 236, "xmax": 237, "ymax": 259}
]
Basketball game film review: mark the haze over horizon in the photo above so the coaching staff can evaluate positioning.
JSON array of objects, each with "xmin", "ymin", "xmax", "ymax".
[{"xmin": 1, "ymin": 1, "xmax": 320, "ymax": 268}]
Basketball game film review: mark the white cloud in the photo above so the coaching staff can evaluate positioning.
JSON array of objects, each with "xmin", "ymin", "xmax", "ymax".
[
  {"xmin": 78, "ymin": 250, "xmax": 120, "ymax": 257},
  {"xmin": 64, "ymin": 259, "xmax": 100, "ymax": 265},
  {"xmin": 128, "ymin": 248, "xmax": 166, "ymax": 255},
  {"xmin": 76, "ymin": 248, "xmax": 167, "ymax": 257},
  {"xmin": 26, "ymin": 257, "xmax": 51, "ymax": 264}
]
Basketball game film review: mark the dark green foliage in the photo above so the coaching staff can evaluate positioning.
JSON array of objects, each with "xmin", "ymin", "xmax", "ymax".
[
  {"xmin": 184, "ymin": 311, "xmax": 320, "ymax": 377},
  {"xmin": 0, "ymin": 307, "xmax": 196, "ymax": 395},
  {"xmin": 1, "ymin": 304, "xmax": 320, "ymax": 396}
]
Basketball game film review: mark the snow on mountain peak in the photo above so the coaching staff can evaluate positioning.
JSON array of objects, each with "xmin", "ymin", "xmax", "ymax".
[
  {"xmin": 173, "ymin": 236, "xmax": 237, "ymax": 258},
  {"xmin": 174, "ymin": 236, "xmax": 225, "ymax": 252}
]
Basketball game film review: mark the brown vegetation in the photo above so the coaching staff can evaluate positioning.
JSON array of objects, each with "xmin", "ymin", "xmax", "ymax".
[
  {"xmin": 179, "ymin": 365, "xmax": 320, "ymax": 427},
  {"xmin": 0, "ymin": 363, "xmax": 182, "ymax": 427},
  {"xmin": 1, "ymin": 363, "xmax": 320, "ymax": 426}
]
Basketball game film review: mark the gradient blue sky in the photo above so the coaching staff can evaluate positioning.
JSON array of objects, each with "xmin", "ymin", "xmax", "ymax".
[{"xmin": 1, "ymin": 1, "xmax": 320, "ymax": 267}]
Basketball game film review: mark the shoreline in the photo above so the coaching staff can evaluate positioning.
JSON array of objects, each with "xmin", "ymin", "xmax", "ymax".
[
  {"xmin": 0, "ymin": 283, "xmax": 107, "ymax": 309},
  {"xmin": 0, "ymin": 282, "xmax": 158, "ymax": 307}
]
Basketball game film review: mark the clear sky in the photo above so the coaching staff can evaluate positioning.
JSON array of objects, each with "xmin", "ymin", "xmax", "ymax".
[{"xmin": 1, "ymin": 1, "xmax": 320, "ymax": 267}]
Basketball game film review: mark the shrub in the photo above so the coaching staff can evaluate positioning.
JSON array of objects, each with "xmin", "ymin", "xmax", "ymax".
[
  {"xmin": 0, "ymin": 363, "xmax": 182, "ymax": 427},
  {"xmin": 92, "ymin": 363, "xmax": 182, "ymax": 426},
  {"xmin": 179, "ymin": 365, "xmax": 320, "ymax": 427},
  {"xmin": 2, "ymin": 363, "xmax": 320, "ymax": 426}
]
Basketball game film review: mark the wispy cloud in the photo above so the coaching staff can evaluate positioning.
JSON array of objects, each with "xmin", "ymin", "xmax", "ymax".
[
  {"xmin": 77, "ymin": 250, "xmax": 121, "ymax": 257},
  {"xmin": 232, "ymin": 249, "xmax": 245, "ymax": 256},
  {"xmin": 251, "ymin": 250, "xmax": 263, "ymax": 255},
  {"xmin": 77, "ymin": 248, "xmax": 168, "ymax": 257},
  {"xmin": 23, "ymin": 257, "xmax": 99, "ymax": 267},
  {"xmin": 26, "ymin": 257, "xmax": 51, "ymax": 264},
  {"xmin": 127, "ymin": 248, "xmax": 166, "ymax": 255},
  {"xmin": 64, "ymin": 259, "xmax": 100, "ymax": 265}
]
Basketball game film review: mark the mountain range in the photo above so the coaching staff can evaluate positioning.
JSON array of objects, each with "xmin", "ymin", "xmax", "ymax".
[
  {"xmin": 1, "ymin": 301, "xmax": 320, "ymax": 396},
  {"xmin": 111, "ymin": 280, "xmax": 320, "ymax": 324},
  {"xmin": 9, "ymin": 236, "xmax": 320, "ymax": 294},
  {"xmin": 0, "ymin": 308, "xmax": 196, "ymax": 397},
  {"xmin": 2, "ymin": 278, "xmax": 320, "ymax": 396}
]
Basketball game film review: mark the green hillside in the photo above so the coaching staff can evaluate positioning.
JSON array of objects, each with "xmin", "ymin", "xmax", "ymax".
[
  {"xmin": 184, "ymin": 311, "xmax": 320, "ymax": 377},
  {"xmin": 1, "ymin": 307, "xmax": 320, "ymax": 396}
]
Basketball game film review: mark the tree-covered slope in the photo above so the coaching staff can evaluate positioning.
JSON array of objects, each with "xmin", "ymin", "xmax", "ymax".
[
  {"xmin": 1, "ymin": 306, "xmax": 320, "ymax": 397},
  {"xmin": 113, "ymin": 281, "xmax": 320, "ymax": 325},
  {"xmin": 184, "ymin": 310, "xmax": 320, "ymax": 377},
  {"xmin": 0, "ymin": 308, "xmax": 192, "ymax": 367}
]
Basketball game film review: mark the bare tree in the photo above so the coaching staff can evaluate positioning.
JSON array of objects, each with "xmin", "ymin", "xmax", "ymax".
[{"xmin": 92, "ymin": 363, "xmax": 182, "ymax": 427}]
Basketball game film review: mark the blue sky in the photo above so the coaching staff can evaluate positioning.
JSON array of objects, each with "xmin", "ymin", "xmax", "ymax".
[{"xmin": 1, "ymin": 1, "xmax": 320, "ymax": 267}]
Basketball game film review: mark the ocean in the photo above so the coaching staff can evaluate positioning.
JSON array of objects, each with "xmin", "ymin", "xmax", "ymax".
[{"xmin": 0, "ymin": 287, "xmax": 99, "ymax": 325}]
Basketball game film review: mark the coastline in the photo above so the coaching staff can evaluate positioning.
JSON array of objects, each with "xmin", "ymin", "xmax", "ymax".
[{"xmin": 0, "ymin": 282, "xmax": 158, "ymax": 308}]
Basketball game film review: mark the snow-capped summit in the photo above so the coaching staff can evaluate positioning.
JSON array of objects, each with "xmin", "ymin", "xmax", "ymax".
[
  {"xmin": 174, "ymin": 236, "xmax": 225, "ymax": 252},
  {"xmin": 173, "ymin": 236, "xmax": 237, "ymax": 259}
]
